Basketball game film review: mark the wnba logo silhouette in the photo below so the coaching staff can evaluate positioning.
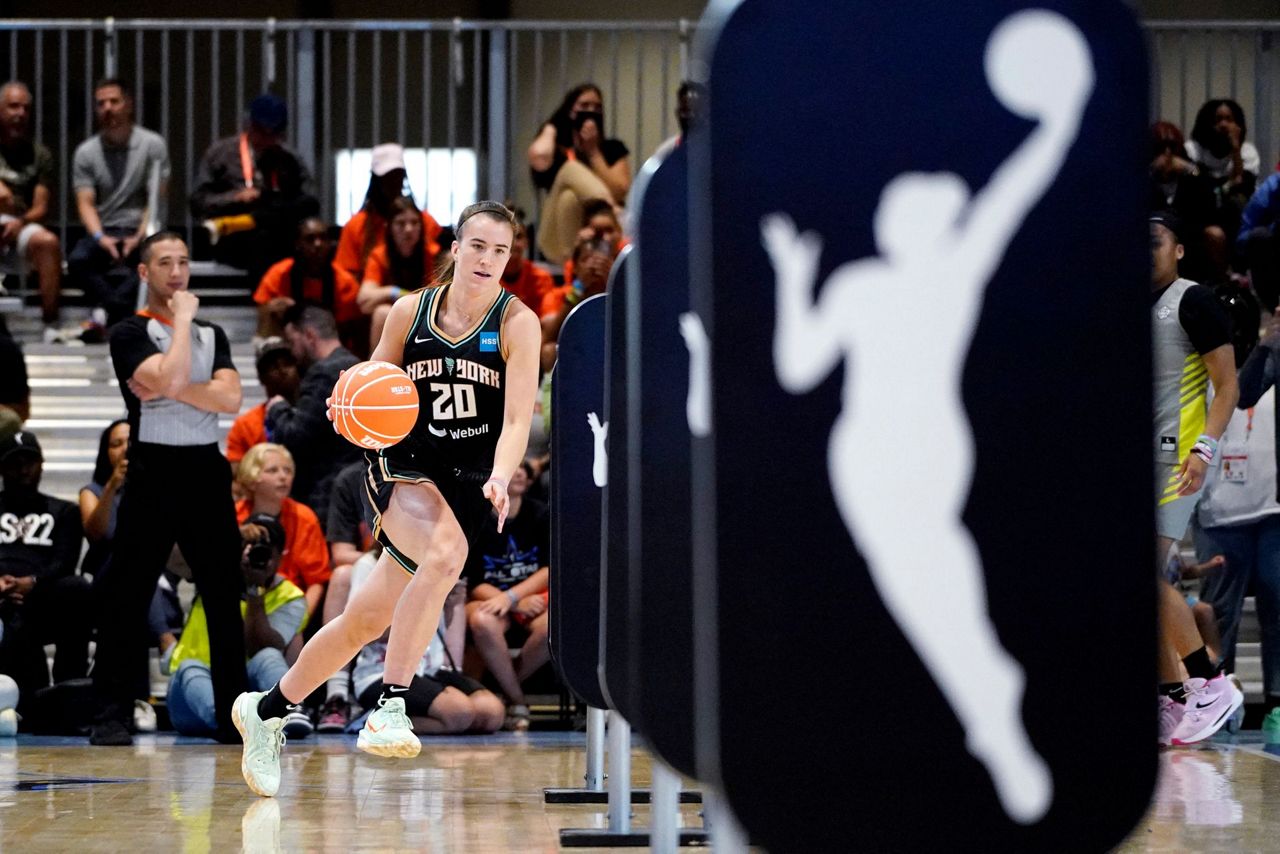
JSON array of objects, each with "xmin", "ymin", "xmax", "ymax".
[{"xmin": 761, "ymin": 10, "xmax": 1093, "ymax": 824}]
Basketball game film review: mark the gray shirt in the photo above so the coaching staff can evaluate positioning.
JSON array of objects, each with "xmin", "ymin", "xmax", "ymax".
[
  {"xmin": 72, "ymin": 126, "xmax": 169, "ymax": 230},
  {"xmin": 109, "ymin": 315, "xmax": 236, "ymax": 447}
]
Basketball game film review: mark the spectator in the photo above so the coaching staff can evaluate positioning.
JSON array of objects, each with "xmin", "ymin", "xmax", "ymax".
[
  {"xmin": 0, "ymin": 314, "xmax": 29, "ymax": 422},
  {"xmin": 359, "ymin": 196, "xmax": 435, "ymax": 348},
  {"xmin": 314, "ymin": 460, "xmax": 374, "ymax": 732},
  {"xmin": 499, "ymin": 209, "xmax": 554, "ymax": 317},
  {"xmin": 69, "ymin": 79, "xmax": 170, "ymax": 329},
  {"xmin": 1218, "ymin": 308, "xmax": 1280, "ymax": 735},
  {"xmin": 93, "ymin": 231, "xmax": 247, "ymax": 746},
  {"xmin": 271, "ymin": 305, "xmax": 360, "ymax": 523},
  {"xmin": 465, "ymin": 463, "xmax": 550, "ymax": 731},
  {"xmin": 1186, "ymin": 98, "xmax": 1259, "ymax": 249},
  {"xmin": 225, "ymin": 340, "xmax": 301, "ymax": 469},
  {"xmin": 334, "ymin": 143, "xmax": 441, "ymax": 284},
  {"xmin": 79, "ymin": 418, "xmax": 129, "ymax": 581},
  {"xmin": 0, "ymin": 430, "xmax": 92, "ymax": 718},
  {"xmin": 252, "ymin": 217, "xmax": 361, "ymax": 340},
  {"xmin": 1148, "ymin": 121, "xmax": 1219, "ymax": 285},
  {"xmin": 0, "ymin": 81, "xmax": 63, "ymax": 341},
  {"xmin": 1236, "ymin": 172, "xmax": 1280, "ymax": 312},
  {"xmin": 234, "ymin": 443, "xmax": 330, "ymax": 633},
  {"xmin": 528, "ymin": 83, "xmax": 631, "ymax": 263},
  {"xmin": 166, "ymin": 514, "xmax": 311, "ymax": 738},
  {"xmin": 653, "ymin": 80, "xmax": 706, "ymax": 160},
  {"xmin": 551, "ymin": 198, "xmax": 628, "ymax": 308},
  {"xmin": 351, "ymin": 548, "xmax": 505, "ymax": 736},
  {"xmin": 190, "ymin": 93, "xmax": 319, "ymax": 278},
  {"xmin": 540, "ymin": 236, "xmax": 615, "ymax": 371}
]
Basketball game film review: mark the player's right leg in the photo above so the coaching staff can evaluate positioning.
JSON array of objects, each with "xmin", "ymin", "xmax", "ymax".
[{"xmin": 235, "ymin": 551, "xmax": 407, "ymax": 796}]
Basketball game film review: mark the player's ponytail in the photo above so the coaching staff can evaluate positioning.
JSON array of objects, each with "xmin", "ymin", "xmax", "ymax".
[{"xmin": 434, "ymin": 201, "xmax": 519, "ymax": 288}]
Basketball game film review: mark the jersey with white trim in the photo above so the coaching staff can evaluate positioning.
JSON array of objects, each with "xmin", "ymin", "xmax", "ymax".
[
  {"xmin": 392, "ymin": 284, "xmax": 515, "ymax": 472},
  {"xmin": 1152, "ymin": 277, "xmax": 1209, "ymax": 465}
]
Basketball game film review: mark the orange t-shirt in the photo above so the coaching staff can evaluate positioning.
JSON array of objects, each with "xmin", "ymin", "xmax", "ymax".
[
  {"xmin": 362, "ymin": 243, "xmax": 437, "ymax": 290},
  {"xmin": 253, "ymin": 257, "xmax": 363, "ymax": 324},
  {"xmin": 225, "ymin": 403, "xmax": 268, "ymax": 464},
  {"xmin": 501, "ymin": 260, "xmax": 555, "ymax": 316},
  {"xmin": 337, "ymin": 209, "xmax": 442, "ymax": 282},
  {"xmin": 235, "ymin": 497, "xmax": 332, "ymax": 589}
]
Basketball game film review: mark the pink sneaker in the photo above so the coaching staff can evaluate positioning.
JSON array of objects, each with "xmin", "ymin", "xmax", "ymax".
[
  {"xmin": 1171, "ymin": 675, "xmax": 1244, "ymax": 746},
  {"xmin": 1158, "ymin": 695, "xmax": 1184, "ymax": 747}
]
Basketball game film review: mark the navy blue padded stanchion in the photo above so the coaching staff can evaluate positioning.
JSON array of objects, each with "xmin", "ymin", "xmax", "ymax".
[{"xmin": 690, "ymin": 1, "xmax": 1156, "ymax": 850}]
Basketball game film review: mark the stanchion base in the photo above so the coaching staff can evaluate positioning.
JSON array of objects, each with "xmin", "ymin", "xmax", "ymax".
[
  {"xmin": 559, "ymin": 828, "xmax": 710, "ymax": 847},
  {"xmin": 544, "ymin": 787, "xmax": 702, "ymax": 804}
]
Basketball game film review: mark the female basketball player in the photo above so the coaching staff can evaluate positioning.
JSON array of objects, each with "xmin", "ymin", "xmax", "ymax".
[{"xmin": 233, "ymin": 201, "xmax": 541, "ymax": 798}]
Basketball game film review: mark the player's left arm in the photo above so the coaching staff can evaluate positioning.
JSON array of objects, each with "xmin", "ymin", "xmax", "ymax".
[
  {"xmin": 1176, "ymin": 284, "xmax": 1239, "ymax": 496},
  {"xmin": 484, "ymin": 302, "xmax": 541, "ymax": 530}
]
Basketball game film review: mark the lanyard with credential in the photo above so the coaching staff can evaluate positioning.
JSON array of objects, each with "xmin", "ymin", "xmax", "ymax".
[{"xmin": 238, "ymin": 133, "xmax": 255, "ymax": 189}]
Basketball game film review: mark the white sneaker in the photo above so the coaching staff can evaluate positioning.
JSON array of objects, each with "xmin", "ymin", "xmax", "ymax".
[
  {"xmin": 356, "ymin": 695, "xmax": 420, "ymax": 758},
  {"xmin": 241, "ymin": 797, "xmax": 282, "ymax": 854},
  {"xmin": 0, "ymin": 708, "xmax": 16, "ymax": 737},
  {"xmin": 1172, "ymin": 674, "xmax": 1245, "ymax": 746},
  {"xmin": 134, "ymin": 700, "xmax": 157, "ymax": 733},
  {"xmin": 232, "ymin": 691, "xmax": 286, "ymax": 797},
  {"xmin": 1158, "ymin": 695, "xmax": 1184, "ymax": 747}
]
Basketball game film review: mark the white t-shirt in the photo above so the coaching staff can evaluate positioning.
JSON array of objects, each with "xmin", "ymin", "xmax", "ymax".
[
  {"xmin": 1185, "ymin": 139, "xmax": 1261, "ymax": 181},
  {"xmin": 1197, "ymin": 387, "xmax": 1280, "ymax": 528}
]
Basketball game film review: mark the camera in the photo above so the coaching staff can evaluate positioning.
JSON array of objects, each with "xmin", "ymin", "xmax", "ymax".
[
  {"xmin": 246, "ymin": 541, "xmax": 274, "ymax": 571},
  {"xmin": 573, "ymin": 110, "xmax": 604, "ymax": 132}
]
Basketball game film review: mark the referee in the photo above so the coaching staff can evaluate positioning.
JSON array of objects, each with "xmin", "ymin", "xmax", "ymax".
[{"xmin": 91, "ymin": 231, "xmax": 247, "ymax": 744}]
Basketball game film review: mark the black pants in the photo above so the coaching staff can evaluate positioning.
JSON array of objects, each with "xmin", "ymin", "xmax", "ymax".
[
  {"xmin": 212, "ymin": 194, "xmax": 320, "ymax": 281},
  {"xmin": 0, "ymin": 574, "xmax": 94, "ymax": 714},
  {"xmin": 93, "ymin": 443, "xmax": 246, "ymax": 734},
  {"xmin": 66, "ymin": 228, "xmax": 141, "ymax": 326}
]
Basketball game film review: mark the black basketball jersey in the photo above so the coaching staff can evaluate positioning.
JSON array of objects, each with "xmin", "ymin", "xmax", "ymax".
[{"xmin": 390, "ymin": 284, "xmax": 516, "ymax": 473}]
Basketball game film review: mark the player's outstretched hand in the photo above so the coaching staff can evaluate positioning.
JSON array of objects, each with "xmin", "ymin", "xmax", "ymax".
[{"xmin": 484, "ymin": 478, "xmax": 510, "ymax": 532}]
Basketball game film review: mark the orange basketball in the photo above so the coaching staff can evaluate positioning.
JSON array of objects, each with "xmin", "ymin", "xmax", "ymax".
[{"xmin": 330, "ymin": 360, "xmax": 420, "ymax": 451}]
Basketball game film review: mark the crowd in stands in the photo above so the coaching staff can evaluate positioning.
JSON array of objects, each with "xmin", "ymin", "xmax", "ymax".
[{"xmin": 0, "ymin": 72, "xmax": 672, "ymax": 739}]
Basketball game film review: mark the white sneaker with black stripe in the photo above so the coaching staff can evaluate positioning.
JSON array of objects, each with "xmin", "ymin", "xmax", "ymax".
[{"xmin": 1171, "ymin": 674, "xmax": 1244, "ymax": 746}]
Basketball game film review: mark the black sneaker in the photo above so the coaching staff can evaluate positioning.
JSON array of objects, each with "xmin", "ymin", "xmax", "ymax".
[{"xmin": 89, "ymin": 719, "xmax": 133, "ymax": 746}]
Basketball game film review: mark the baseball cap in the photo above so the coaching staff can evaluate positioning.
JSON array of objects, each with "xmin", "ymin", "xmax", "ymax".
[
  {"xmin": 1149, "ymin": 211, "xmax": 1184, "ymax": 245},
  {"xmin": 0, "ymin": 430, "xmax": 41, "ymax": 463},
  {"xmin": 248, "ymin": 93, "xmax": 289, "ymax": 134},
  {"xmin": 371, "ymin": 143, "xmax": 406, "ymax": 177},
  {"xmin": 245, "ymin": 512, "xmax": 287, "ymax": 551}
]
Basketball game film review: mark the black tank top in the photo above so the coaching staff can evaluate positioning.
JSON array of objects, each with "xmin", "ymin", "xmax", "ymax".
[{"xmin": 390, "ymin": 284, "xmax": 516, "ymax": 473}]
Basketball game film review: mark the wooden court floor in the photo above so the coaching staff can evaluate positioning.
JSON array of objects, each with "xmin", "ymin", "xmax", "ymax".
[{"xmin": 0, "ymin": 730, "xmax": 1277, "ymax": 852}]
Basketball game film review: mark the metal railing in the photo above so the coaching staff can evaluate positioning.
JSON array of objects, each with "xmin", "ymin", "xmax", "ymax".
[
  {"xmin": 2, "ymin": 17, "xmax": 1278, "ymax": 249},
  {"xmin": 1, "ymin": 18, "xmax": 690, "ymax": 249}
]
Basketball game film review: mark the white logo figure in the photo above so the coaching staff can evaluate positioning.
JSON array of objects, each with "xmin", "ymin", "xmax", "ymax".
[
  {"xmin": 428, "ymin": 424, "xmax": 448, "ymax": 438},
  {"xmin": 587, "ymin": 412, "xmax": 609, "ymax": 487},
  {"xmin": 679, "ymin": 313, "xmax": 712, "ymax": 437},
  {"xmin": 760, "ymin": 9, "xmax": 1092, "ymax": 825}
]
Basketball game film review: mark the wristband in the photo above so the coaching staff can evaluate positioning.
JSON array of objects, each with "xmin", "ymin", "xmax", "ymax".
[
  {"xmin": 506, "ymin": 589, "xmax": 519, "ymax": 606},
  {"xmin": 1191, "ymin": 434, "xmax": 1218, "ymax": 465},
  {"xmin": 92, "ymin": 230, "xmax": 105, "ymax": 241}
]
